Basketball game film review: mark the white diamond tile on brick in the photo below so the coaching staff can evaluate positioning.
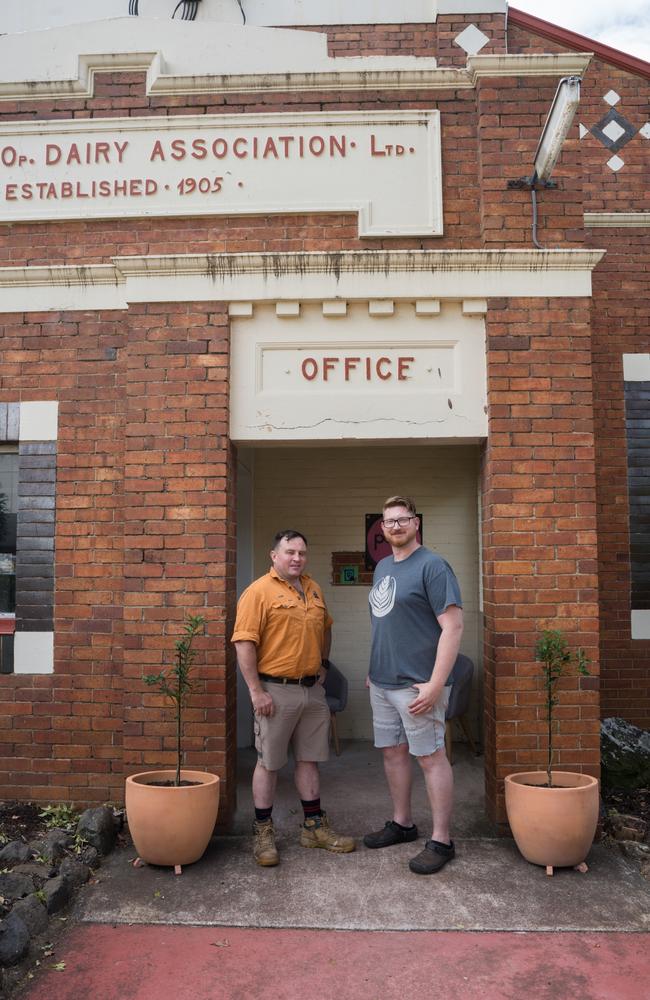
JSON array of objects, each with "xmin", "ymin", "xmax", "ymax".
[
  {"xmin": 607, "ymin": 154, "xmax": 625, "ymax": 172},
  {"xmin": 641, "ymin": 123, "xmax": 650, "ymax": 139},
  {"xmin": 603, "ymin": 89, "xmax": 621, "ymax": 106},
  {"xmin": 454, "ymin": 24, "xmax": 490, "ymax": 55},
  {"xmin": 602, "ymin": 120, "xmax": 627, "ymax": 144},
  {"xmin": 579, "ymin": 123, "xmax": 588, "ymax": 139}
]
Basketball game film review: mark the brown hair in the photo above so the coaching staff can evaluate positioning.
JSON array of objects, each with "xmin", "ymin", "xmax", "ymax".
[
  {"xmin": 272, "ymin": 529, "xmax": 308, "ymax": 549},
  {"xmin": 382, "ymin": 496, "xmax": 417, "ymax": 515}
]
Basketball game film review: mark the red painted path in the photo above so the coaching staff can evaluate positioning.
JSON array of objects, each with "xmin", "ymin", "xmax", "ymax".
[{"xmin": 22, "ymin": 925, "xmax": 648, "ymax": 1000}]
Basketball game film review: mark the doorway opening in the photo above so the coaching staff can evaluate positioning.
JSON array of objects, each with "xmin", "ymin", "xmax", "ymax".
[{"xmin": 234, "ymin": 442, "xmax": 483, "ymax": 751}]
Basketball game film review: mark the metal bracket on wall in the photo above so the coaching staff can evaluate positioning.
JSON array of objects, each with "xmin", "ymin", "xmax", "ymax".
[{"xmin": 507, "ymin": 177, "xmax": 558, "ymax": 190}]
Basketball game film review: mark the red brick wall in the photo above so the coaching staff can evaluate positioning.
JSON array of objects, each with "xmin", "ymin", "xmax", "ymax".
[
  {"xmin": 1, "ymin": 10, "xmax": 648, "ymax": 818},
  {"xmin": 510, "ymin": 23, "xmax": 650, "ymax": 724},
  {"xmin": 0, "ymin": 303, "xmax": 237, "ymax": 822},
  {"xmin": 300, "ymin": 16, "xmax": 505, "ymax": 62},
  {"xmin": 0, "ymin": 84, "xmax": 485, "ymax": 262},
  {"xmin": 589, "ymin": 233, "xmax": 650, "ymax": 727},
  {"xmin": 482, "ymin": 297, "xmax": 601, "ymax": 825},
  {"xmin": 120, "ymin": 301, "xmax": 236, "ymax": 823},
  {"xmin": 475, "ymin": 70, "xmax": 584, "ymax": 247},
  {"xmin": 0, "ymin": 309, "xmax": 126, "ymax": 804},
  {"xmin": 508, "ymin": 28, "xmax": 649, "ymax": 213}
]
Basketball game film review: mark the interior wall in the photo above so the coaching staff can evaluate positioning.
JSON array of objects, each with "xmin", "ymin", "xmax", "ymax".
[{"xmin": 250, "ymin": 443, "xmax": 481, "ymax": 741}]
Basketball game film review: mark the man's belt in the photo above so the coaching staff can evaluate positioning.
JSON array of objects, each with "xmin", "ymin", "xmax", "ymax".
[{"xmin": 259, "ymin": 673, "xmax": 318, "ymax": 687}]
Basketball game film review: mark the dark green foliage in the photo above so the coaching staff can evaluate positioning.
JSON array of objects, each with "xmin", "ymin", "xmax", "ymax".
[
  {"xmin": 144, "ymin": 614, "xmax": 206, "ymax": 787},
  {"xmin": 535, "ymin": 629, "xmax": 589, "ymax": 788}
]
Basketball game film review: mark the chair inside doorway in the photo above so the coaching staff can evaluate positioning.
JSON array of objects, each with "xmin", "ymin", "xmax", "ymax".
[{"xmin": 323, "ymin": 661, "xmax": 348, "ymax": 756}]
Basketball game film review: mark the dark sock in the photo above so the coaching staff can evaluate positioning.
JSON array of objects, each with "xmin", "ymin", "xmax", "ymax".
[
  {"xmin": 301, "ymin": 798, "xmax": 322, "ymax": 820},
  {"xmin": 394, "ymin": 821, "xmax": 416, "ymax": 831},
  {"xmin": 255, "ymin": 806, "xmax": 273, "ymax": 823}
]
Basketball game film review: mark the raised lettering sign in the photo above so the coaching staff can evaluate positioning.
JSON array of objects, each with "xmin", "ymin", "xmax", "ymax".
[{"xmin": 0, "ymin": 111, "xmax": 442, "ymax": 236}]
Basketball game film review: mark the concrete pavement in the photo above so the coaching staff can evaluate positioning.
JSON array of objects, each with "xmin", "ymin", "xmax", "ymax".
[{"xmin": 17, "ymin": 742, "xmax": 650, "ymax": 998}]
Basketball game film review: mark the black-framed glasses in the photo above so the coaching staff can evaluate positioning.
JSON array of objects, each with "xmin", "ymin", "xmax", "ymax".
[{"xmin": 382, "ymin": 516, "xmax": 416, "ymax": 529}]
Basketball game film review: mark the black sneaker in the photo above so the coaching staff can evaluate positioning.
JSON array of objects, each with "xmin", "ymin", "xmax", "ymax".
[
  {"xmin": 363, "ymin": 820, "xmax": 418, "ymax": 849},
  {"xmin": 409, "ymin": 839, "xmax": 455, "ymax": 874}
]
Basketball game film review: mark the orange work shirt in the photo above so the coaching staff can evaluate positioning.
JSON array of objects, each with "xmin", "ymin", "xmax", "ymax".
[{"xmin": 231, "ymin": 569, "xmax": 333, "ymax": 678}]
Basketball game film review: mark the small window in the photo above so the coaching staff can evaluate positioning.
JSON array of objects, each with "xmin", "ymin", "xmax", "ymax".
[
  {"xmin": 0, "ymin": 446, "xmax": 18, "ymax": 616},
  {"xmin": 623, "ymin": 356, "xmax": 650, "ymax": 640},
  {"xmin": 0, "ymin": 446, "xmax": 17, "ymax": 672}
]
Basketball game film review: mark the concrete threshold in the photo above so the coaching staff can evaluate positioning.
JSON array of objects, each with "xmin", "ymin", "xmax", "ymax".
[{"xmin": 73, "ymin": 742, "xmax": 650, "ymax": 934}]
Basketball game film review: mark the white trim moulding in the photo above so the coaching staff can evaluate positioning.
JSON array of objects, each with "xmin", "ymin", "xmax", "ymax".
[
  {"xmin": 584, "ymin": 213, "xmax": 650, "ymax": 228},
  {"xmin": 0, "ymin": 52, "xmax": 592, "ymax": 102},
  {"xmin": 0, "ymin": 249, "xmax": 606, "ymax": 314}
]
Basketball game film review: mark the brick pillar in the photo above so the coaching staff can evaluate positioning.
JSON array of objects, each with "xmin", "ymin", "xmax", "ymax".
[
  {"xmin": 482, "ymin": 297, "xmax": 601, "ymax": 826},
  {"xmin": 121, "ymin": 301, "xmax": 237, "ymax": 825}
]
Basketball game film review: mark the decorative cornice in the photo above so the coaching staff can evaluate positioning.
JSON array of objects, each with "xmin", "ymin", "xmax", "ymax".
[
  {"xmin": 147, "ymin": 67, "xmax": 467, "ymax": 97},
  {"xmin": 584, "ymin": 213, "xmax": 650, "ymax": 229},
  {"xmin": 467, "ymin": 52, "xmax": 592, "ymax": 82},
  {"xmin": 0, "ymin": 264, "xmax": 121, "ymax": 288},
  {"xmin": 0, "ymin": 52, "xmax": 162, "ymax": 103},
  {"xmin": 0, "ymin": 52, "xmax": 593, "ymax": 103},
  {"xmin": 0, "ymin": 249, "xmax": 605, "ymax": 290},
  {"xmin": 112, "ymin": 249, "xmax": 606, "ymax": 279}
]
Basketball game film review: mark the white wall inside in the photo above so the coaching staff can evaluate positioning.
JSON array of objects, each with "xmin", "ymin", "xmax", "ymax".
[{"xmin": 245, "ymin": 442, "xmax": 482, "ymax": 742}]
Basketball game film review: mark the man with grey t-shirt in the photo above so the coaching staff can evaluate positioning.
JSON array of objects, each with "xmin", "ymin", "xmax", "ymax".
[{"xmin": 364, "ymin": 495, "xmax": 464, "ymax": 874}]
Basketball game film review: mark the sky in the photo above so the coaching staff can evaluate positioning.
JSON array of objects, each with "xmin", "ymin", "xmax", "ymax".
[{"xmin": 511, "ymin": 0, "xmax": 650, "ymax": 63}]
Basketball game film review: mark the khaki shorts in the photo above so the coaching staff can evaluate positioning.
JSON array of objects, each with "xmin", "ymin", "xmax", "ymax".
[{"xmin": 254, "ymin": 680, "xmax": 330, "ymax": 771}]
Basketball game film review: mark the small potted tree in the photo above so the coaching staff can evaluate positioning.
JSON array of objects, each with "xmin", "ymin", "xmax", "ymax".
[
  {"xmin": 504, "ymin": 628, "xmax": 599, "ymax": 875},
  {"xmin": 125, "ymin": 615, "xmax": 220, "ymax": 874}
]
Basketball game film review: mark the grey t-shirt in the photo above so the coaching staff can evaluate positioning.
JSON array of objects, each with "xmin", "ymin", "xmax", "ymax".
[{"xmin": 368, "ymin": 546, "xmax": 462, "ymax": 689}]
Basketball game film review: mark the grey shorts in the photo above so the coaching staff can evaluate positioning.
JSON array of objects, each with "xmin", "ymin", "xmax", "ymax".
[
  {"xmin": 254, "ymin": 680, "xmax": 330, "ymax": 771},
  {"xmin": 369, "ymin": 680, "xmax": 451, "ymax": 757}
]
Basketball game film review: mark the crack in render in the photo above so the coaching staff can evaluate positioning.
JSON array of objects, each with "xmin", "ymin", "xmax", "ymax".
[{"xmin": 251, "ymin": 414, "xmax": 473, "ymax": 431}]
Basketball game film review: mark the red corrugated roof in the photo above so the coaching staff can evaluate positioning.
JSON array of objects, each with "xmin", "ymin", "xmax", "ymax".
[{"xmin": 509, "ymin": 6, "xmax": 650, "ymax": 80}]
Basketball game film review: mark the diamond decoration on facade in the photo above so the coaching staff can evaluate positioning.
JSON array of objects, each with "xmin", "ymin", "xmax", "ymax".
[
  {"xmin": 579, "ymin": 123, "xmax": 588, "ymax": 139},
  {"xmin": 591, "ymin": 108, "xmax": 637, "ymax": 153},
  {"xmin": 454, "ymin": 24, "xmax": 490, "ymax": 55},
  {"xmin": 607, "ymin": 155, "xmax": 624, "ymax": 171},
  {"xmin": 603, "ymin": 89, "xmax": 621, "ymax": 106},
  {"xmin": 602, "ymin": 120, "xmax": 627, "ymax": 144},
  {"xmin": 641, "ymin": 123, "xmax": 650, "ymax": 139}
]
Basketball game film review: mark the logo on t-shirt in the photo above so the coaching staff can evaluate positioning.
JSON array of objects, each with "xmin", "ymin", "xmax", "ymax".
[{"xmin": 369, "ymin": 575, "xmax": 396, "ymax": 618}]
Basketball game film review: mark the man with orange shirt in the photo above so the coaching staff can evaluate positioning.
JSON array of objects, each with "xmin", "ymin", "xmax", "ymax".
[{"xmin": 232, "ymin": 529, "xmax": 355, "ymax": 867}]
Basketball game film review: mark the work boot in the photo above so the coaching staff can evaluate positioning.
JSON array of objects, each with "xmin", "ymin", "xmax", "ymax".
[
  {"xmin": 300, "ymin": 812, "xmax": 355, "ymax": 853},
  {"xmin": 253, "ymin": 818, "xmax": 279, "ymax": 867}
]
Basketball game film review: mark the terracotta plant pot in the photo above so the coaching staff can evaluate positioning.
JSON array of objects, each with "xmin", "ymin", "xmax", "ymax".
[
  {"xmin": 504, "ymin": 771, "xmax": 599, "ymax": 869},
  {"xmin": 125, "ymin": 769, "xmax": 220, "ymax": 868}
]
